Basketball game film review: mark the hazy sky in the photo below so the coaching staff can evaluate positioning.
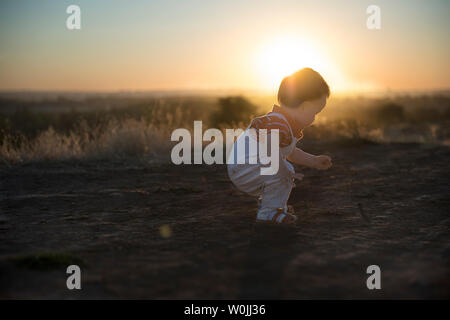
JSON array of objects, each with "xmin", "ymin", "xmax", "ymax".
[{"xmin": 0, "ymin": 0, "xmax": 449, "ymax": 93}]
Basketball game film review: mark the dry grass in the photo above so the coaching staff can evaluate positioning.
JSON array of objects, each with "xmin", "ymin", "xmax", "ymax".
[
  {"xmin": 1, "ymin": 94, "xmax": 449, "ymax": 164},
  {"xmin": 0, "ymin": 118, "xmax": 172, "ymax": 163},
  {"xmin": 307, "ymin": 119, "xmax": 449, "ymax": 145}
]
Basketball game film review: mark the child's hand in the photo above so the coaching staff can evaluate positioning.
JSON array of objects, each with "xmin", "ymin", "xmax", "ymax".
[
  {"xmin": 293, "ymin": 172, "xmax": 304, "ymax": 181},
  {"xmin": 314, "ymin": 155, "xmax": 332, "ymax": 170}
]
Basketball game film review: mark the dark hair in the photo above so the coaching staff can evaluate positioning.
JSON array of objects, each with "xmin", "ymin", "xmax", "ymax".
[{"xmin": 277, "ymin": 68, "xmax": 330, "ymax": 108}]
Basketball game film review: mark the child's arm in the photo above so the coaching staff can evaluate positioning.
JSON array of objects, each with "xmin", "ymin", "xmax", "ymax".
[{"xmin": 287, "ymin": 147, "xmax": 332, "ymax": 170}]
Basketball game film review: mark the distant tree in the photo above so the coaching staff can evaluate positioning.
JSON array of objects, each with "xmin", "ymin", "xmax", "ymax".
[
  {"xmin": 212, "ymin": 96, "xmax": 257, "ymax": 127},
  {"xmin": 373, "ymin": 102, "xmax": 405, "ymax": 124}
]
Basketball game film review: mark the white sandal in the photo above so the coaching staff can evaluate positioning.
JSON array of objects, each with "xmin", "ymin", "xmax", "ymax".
[{"xmin": 256, "ymin": 208, "xmax": 297, "ymax": 224}]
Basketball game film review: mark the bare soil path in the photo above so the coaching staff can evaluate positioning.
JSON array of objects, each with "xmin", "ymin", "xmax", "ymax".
[{"xmin": 1, "ymin": 142, "xmax": 449, "ymax": 298}]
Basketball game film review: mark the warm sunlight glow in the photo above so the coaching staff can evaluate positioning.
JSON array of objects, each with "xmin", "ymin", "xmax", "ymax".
[
  {"xmin": 256, "ymin": 36, "xmax": 329, "ymax": 89},
  {"xmin": 255, "ymin": 35, "xmax": 343, "ymax": 91}
]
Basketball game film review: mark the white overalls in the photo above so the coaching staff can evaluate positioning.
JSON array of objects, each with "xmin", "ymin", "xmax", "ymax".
[{"xmin": 227, "ymin": 112, "xmax": 299, "ymax": 220}]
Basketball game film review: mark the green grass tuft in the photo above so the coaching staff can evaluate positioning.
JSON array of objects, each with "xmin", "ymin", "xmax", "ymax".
[{"xmin": 13, "ymin": 252, "xmax": 84, "ymax": 271}]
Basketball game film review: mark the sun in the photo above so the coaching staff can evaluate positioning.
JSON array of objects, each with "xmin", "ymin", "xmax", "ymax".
[{"xmin": 255, "ymin": 35, "xmax": 332, "ymax": 90}]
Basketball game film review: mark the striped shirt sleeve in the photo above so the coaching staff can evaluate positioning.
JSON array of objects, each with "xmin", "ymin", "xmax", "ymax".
[{"xmin": 249, "ymin": 114, "xmax": 292, "ymax": 147}]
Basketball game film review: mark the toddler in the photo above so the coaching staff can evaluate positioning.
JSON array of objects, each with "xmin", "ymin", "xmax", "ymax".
[{"xmin": 227, "ymin": 68, "xmax": 332, "ymax": 224}]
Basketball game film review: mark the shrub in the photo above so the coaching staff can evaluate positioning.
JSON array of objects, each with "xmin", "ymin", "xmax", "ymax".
[
  {"xmin": 211, "ymin": 96, "xmax": 257, "ymax": 127},
  {"xmin": 372, "ymin": 102, "xmax": 405, "ymax": 124}
]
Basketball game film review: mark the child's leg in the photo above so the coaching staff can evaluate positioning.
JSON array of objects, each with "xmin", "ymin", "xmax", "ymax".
[{"xmin": 257, "ymin": 175, "xmax": 294, "ymax": 221}]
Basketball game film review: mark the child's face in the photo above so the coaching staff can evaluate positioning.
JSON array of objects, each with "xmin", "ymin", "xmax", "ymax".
[{"xmin": 294, "ymin": 95, "xmax": 327, "ymax": 128}]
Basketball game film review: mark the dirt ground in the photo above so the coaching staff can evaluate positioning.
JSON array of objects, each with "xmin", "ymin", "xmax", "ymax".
[{"xmin": 0, "ymin": 141, "xmax": 449, "ymax": 299}]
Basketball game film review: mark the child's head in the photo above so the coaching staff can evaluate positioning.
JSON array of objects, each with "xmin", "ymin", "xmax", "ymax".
[{"xmin": 278, "ymin": 68, "xmax": 330, "ymax": 128}]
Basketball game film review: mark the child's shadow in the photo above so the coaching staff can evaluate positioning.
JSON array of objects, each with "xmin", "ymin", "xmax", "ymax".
[{"xmin": 237, "ymin": 223, "xmax": 298, "ymax": 299}]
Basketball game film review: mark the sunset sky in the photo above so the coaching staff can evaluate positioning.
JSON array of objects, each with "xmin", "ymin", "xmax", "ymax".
[{"xmin": 0, "ymin": 0, "xmax": 449, "ymax": 93}]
